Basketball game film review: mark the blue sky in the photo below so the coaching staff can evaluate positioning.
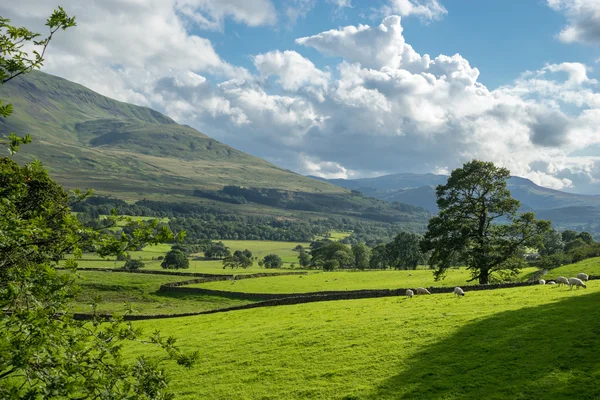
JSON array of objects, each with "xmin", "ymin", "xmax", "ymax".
[
  {"xmin": 3, "ymin": 0, "xmax": 600, "ymax": 193},
  {"xmin": 199, "ymin": 1, "xmax": 599, "ymax": 89}
]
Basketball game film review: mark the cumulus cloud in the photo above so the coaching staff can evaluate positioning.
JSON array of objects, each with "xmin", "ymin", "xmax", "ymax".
[
  {"xmin": 548, "ymin": 0, "xmax": 600, "ymax": 44},
  {"xmin": 296, "ymin": 16, "xmax": 431, "ymax": 71},
  {"xmin": 253, "ymin": 50, "xmax": 329, "ymax": 99}
]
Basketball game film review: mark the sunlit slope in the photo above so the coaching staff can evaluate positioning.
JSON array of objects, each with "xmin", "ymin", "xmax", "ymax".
[{"xmin": 0, "ymin": 71, "xmax": 344, "ymax": 195}]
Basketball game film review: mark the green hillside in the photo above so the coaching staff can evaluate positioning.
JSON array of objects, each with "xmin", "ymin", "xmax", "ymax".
[{"xmin": 0, "ymin": 71, "xmax": 344, "ymax": 196}]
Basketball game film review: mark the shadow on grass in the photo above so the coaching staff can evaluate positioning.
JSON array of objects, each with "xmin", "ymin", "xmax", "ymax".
[{"xmin": 368, "ymin": 291, "xmax": 600, "ymax": 400}]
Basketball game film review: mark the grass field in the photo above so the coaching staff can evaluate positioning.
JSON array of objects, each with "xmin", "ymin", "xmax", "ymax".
[
  {"xmin": 543, "ymin": 257, "xmax": 600, "ymax": 280},
  {"xmin": 127, "ymin": 283, "xmax": 600, "ymax": 399},
  {"xmin": 68, "ymin": 271, "xmax": 256, "ymax": 315},
  {"xmin": 186, "ymin": 267, "xmax": 538, "ymax": 294},
  {"xmin": 67, "ymin": 240, "xmax": 313, "ymax": 273}
]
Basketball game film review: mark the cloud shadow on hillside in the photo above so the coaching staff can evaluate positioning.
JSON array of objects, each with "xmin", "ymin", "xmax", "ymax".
[{"xmin": 368, "ymin": 291, "xmax": 600, "ymax": 400}]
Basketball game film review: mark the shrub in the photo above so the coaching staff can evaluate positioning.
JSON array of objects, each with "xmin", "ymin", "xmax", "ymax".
[
  {"xmin": 161, "ymin": 249, "xmax": 189, "ymax": 269},
  {"xmin": 123, "ymin": 259, "xmax": 145, "ymax": 270},
  {"xmin": 263, "ymin": 254, "xmax": 283, "ymax": 269}
]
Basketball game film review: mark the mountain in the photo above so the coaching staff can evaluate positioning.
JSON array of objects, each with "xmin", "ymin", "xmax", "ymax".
[
  {"xmin": 0, "ymin": 71, "xmax": 430, "ymax": 227},
  {"xmin": 315, "ymin": 173, "xmax": 600, "ymax": 234},
  {"xmin": 0, "ymin": 71, "xmax": 345, "ymax": 197}
]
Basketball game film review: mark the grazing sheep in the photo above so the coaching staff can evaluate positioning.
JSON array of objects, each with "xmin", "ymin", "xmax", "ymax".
[
  {"xmin": 547, "ymin": 281, "xmax": 556, "ymax": 285},
  {"xmin": 556, "ymin": 276, "xmax": 569, "ymax": 287},
  {"xmin": 539, "ymin": 279, "xmax": 546, "ymax": 285},
  {"xmin": 577, "ymin": 273, "xmax": 589, "ymax": 282},
  {"xmin": 415, "ymin": 287, "xmax": 431, "ymax": 295},
  {"xmin": 405, "ymin": 289, "xmax": 414, "ymax": 298},
  {"xmin": 453, "ymin": 287, "xmax": 465, "ymax": 297},
  {"xmin": 569, "ymin": 277, "xmax": 587, "ymax": 290}
]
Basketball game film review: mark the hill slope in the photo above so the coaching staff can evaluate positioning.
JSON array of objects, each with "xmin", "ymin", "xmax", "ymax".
[
  {"xmin": 0, "ymin": 71, "xmax": 343, "ymax": 196},
  {"xmin": 0, "ymin": 72, "xmax": 431, "ymax": 229}
]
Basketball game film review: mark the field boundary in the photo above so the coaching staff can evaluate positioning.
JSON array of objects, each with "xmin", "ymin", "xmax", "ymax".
[{"xmin": 69, "ymin": 275, "xmax": 599, "ymax": 321}]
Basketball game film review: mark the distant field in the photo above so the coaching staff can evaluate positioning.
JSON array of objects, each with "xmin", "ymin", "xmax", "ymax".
[
  {"xmin": 218, "ymin": 240, "xmax": 310, "ymax": 264},
  {"xmin": 127, "ymin": 283, "xmax": 600, "ymax": 399},
  {"xmin": 315, "ymin": 230, "xmax": 353, "ymax": 241},
  {"xmin": 186, "ymin": 268, "xmax": 538, "ymax": 294},
  {"xmin": 66, "ymin": 240, "xmax": 312, "ymax": 273},
  {"xmin": 68, "ymin": 271, "xmax": 256, "ymax": 315}
]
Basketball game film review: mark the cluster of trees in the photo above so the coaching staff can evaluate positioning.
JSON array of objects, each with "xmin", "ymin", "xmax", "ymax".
[
  {"xmin": 300, "ymin": 231, "xmax": 426, "ymax": 271},
  {"xmin": 222, "ymin": 249, "xmax": 253, "ymax": 269},
  {"xmin": 72, "ymin": 197, "xmax": 427, "ymax": 244},
  {"xmin": 534, "ymin": 229, "xmax": 599, "ymax": 269}
]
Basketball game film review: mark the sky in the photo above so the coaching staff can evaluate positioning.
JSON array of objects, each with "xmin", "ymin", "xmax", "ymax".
[{"xmin": 2, "ymin": 0, "xmax": 600, "ymax": 194}]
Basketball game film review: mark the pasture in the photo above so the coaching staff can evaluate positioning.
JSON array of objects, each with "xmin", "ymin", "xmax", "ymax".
[
  {"xmin": 127, "ymin": 283, "xmax": 600, "ymax": 399},
  {"xmin": 543, "ymin": 257, "xmax": 600, "ymax": 280},
  {"xmin": 68, "ymin": 271, "xmax": 256, "ymax": 315},
  {"xmin": 186, "ymin": 267, "xmax": 539, "ymax": 294}
]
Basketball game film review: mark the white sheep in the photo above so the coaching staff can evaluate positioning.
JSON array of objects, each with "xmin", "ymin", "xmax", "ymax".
[
  {"xmin": 453, "ymin": 287, "xmax": 465, "ymax": 297},
  {"xmin": 406, "ymin": 289, "xmax": 414, "ymax": 298},
  {"xmin": 576, "ymin": 273, "xmax": 589, "ymax": 282},
  {"xmin": 569, "ymin": 277, "xmax": 587, "ymax": 290},
  {"xmin": 547, "ymin": 281, "xmax": 556, "ymax": 285},
  {"xmin": 556, "ymin": 276, "xmax": 569, "ymax": 287},
  {"xmin": 539, "ymin": 279, "xmax": 546, "ymax": 285},
  {"xmin": 415, "ymin": 287, "xmax": 431, "ymax": 295}
]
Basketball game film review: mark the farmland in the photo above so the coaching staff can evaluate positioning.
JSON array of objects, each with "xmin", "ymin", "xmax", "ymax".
[
  {"xmin": 187, "ymin": 268, "xmax": 536, "ymax": 294},
  {"xmin": 67, "ymin": 271, "xmax": 257, "ymax": 315},
  {"xmin": 125, "ymin": 283, "xmax": 600, "ymax": 399}
]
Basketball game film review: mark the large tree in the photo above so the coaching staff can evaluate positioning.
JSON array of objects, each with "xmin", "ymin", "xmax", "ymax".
[{"xmin": 421, "ymin": 160, "xmax": 551, "ymax": 284}]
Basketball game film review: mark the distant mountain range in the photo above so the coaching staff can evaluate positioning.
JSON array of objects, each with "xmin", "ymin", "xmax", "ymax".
[{"xmin": 311, "ymin": 173, "xmax": 600, "ymax": 234}]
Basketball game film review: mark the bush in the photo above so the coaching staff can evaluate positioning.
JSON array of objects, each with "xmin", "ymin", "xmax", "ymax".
[
  {"xmin": 123, "ymin": 259, "xmax": 145, "ymax": 270},
  {"xmin": 263, "ymin": 254, "xmax": 283, "ymax": 269},
  {"xmin": 161, "ymin": 249, "xmax": 189, "ymax": 269}
]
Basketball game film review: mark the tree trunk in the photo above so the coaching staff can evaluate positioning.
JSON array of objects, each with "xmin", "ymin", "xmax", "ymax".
[{"xmin": 479, "ymin": 268, "xmax": 490, "ymax": 285}]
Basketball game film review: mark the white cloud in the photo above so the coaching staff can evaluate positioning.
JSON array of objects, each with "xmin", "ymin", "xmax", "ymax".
[
  {"xmin": 296, "ymin": 16, "xmax": 430, "ymax": 71},
  {"xmin": 547, "ymin": 0, "xmax": 600, "ymax": 44},
  {"xmin": 381, "ymin": 0, "xmax": 447, "ymax": 21},
  {"xmin": 253, "ymin": 50, "xmax": 329, "ymax": 99},
  {"xmin": 175, "ymin": 0, "xmax": 277, "ymax": 31}
]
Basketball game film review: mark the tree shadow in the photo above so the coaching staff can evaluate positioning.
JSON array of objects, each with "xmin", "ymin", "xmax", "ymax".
[{"xmin": 368, "ymin": 291, "xmax": 600, "ymax": 400}]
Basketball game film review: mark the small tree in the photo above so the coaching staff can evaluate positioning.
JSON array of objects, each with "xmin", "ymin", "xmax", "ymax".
[
  {"xmin": 539, "ymin": 229, "xmax": 564, "ymax": 256},
  {"xmin": 311, "ymin": 242, "xmax": 353, "ymax": 269},
  {"xmin": 351, "ymin": 243, "xmax": 371, "ymax": 270},
  {"xmin": 204, "ymin": 241, "xmax": 231, "ymax": 259},
  {"xmin": 161, "ymin": 249, "xmax": 190, "ymax": 269},
  {"xmin": 369, "ymin": 244, "xmax": 389, "ymax": 269},
  {"xmin": 123, "ymin": 258, "xmax": 145, "ymax": 270},
  {"xmin": 421, "ymin": 160, "xmax": 551, "ymax": 284},
  {"xmin": 387, "ymin": 232, "xmax": 424, "ymax": 270},
  {"xmin": 298, "ymin": 250, "xmax": 311, "ymax": 268},
  {"xmin": 294, "ymin": 244, "xmax": 305, "ymax": 252},
  {"xmin": 263, "ymin": 254, "xmax": 283, "ymax": 269}
]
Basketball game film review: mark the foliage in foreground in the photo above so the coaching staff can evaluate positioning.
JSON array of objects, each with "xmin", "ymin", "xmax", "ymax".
[{"xmin": 0, "ymin": 9, "xmax": 197, "ymax": 398}]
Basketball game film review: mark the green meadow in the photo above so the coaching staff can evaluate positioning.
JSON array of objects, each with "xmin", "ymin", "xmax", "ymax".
[
  {"xmin": 127, "ymin": 283, "xmax": 600, "ymax": 400},
  {"xmin": 186, "ymin": 267, "xmax": 539, "ymax": 294},
  {"xmin": 68, "ymin": 271, "xmax": 256, "ymax": 315}
]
